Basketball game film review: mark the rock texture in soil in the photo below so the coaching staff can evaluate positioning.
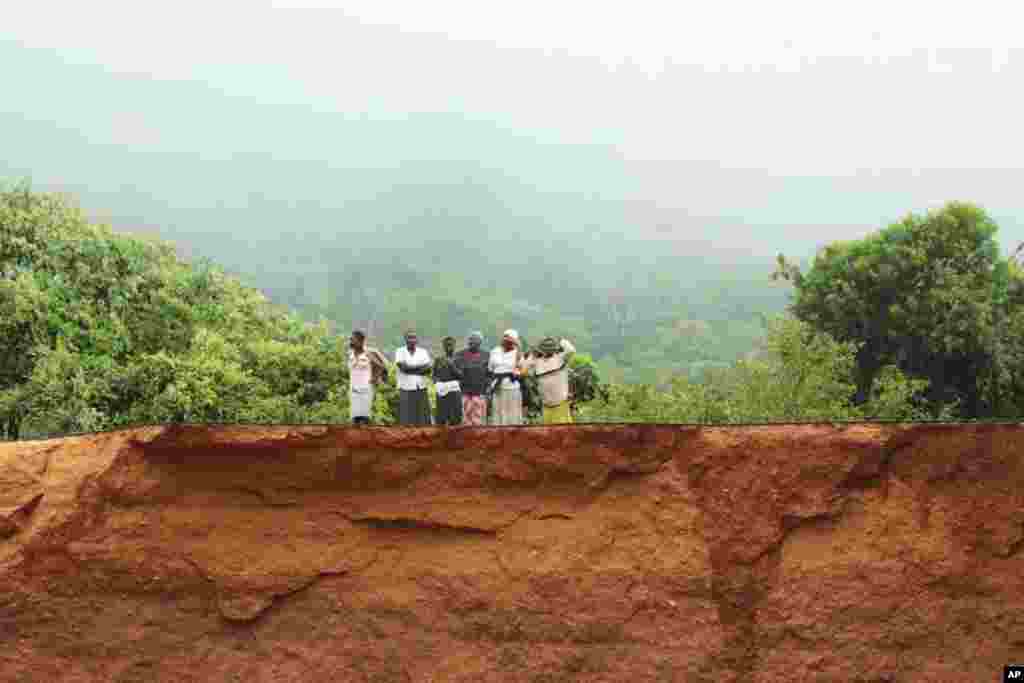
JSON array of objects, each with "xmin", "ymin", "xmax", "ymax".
[{"xmin": 0, "ymin": 423, "xmax": 1022, "ymax": 682}]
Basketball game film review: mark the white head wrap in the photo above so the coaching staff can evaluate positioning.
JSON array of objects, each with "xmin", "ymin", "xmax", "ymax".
[{"xmin": 502, "ymin": 329, "xmax": 520, "ymax": 344}]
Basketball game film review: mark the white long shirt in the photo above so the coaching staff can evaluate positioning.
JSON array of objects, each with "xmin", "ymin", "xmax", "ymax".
[
  {"xmin": 395, "ymin": 346, "xmax": 432, "ymax": 391},
  {"xmin": 488, "ymin": 347, "xmax": 521, "ymax": 390}
]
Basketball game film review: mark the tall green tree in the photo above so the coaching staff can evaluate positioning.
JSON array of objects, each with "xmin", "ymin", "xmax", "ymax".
[
  {"xmin": 774, "ymin": 201, "xmax": 1013, "ymax": 418},
  {"xmin": 0, "ymin": 183, "xmax": 367, "ymax": 437}
]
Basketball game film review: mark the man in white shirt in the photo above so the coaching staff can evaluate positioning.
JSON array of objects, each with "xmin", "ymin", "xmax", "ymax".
[
  {"xmin": 348, "ymin": 330, "xmax": 388, "ymax": 425},
  {"xmin": 488, "ymin": 329, "xmax": 524, "ymax": 425},
  {"xmin": 522, "ymin": 336, "xmax": 576, "ymax": 424},
  {"xmin": 395, "ymin": 331, "xmax": 432, "ymax": 425}
]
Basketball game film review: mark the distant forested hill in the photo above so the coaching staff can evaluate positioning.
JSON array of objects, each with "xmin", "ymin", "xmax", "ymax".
[
  {"xmin": 0, "ymin": 160, "xmax": 792, "ymax": 383},
  {"xmin": 0, "ymin": 43, "xmax": 796, "ymax": 380},
  {"xmin": 127, "ymin": 164, "xmax": 793, "ymax": 383},
  {"xmin": 258, "ymin": 237, "xmax": 792, "ymax": 384}
]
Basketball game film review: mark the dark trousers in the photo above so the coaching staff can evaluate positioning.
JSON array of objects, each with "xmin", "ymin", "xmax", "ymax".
[
  {"xmin": 398, "ymin": 388, "xmax": 432, "ymax": 425},
  {"xmin": 435, "ymin": 391, "xmax": 463, "ymax": 425}
]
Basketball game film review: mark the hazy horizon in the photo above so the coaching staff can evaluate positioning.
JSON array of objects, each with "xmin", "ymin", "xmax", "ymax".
[{"xmin": 4, "ymin": 2, "xmax": 1024, "ymax": 276}]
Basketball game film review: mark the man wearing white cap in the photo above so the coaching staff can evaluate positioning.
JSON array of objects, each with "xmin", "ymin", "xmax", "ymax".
[{"xmin": 488, "ymin": 329, "xmax": 524, "ymax": 425}]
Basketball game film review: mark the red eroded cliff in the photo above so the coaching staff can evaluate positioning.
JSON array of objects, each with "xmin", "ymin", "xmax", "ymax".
[{"xmin": 0, "ymin": 424, "xmax": 1022, "ymax": 682}]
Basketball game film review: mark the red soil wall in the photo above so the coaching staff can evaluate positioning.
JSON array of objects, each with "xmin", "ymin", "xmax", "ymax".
[{"xmin": 1, "ymin": 424, "xmax": 1022, "ymax": 682}]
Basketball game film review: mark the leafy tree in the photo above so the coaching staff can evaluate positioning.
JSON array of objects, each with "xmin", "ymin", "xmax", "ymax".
[
  {"xmin": 568, "ymin": 352, "xmax": 609, "ymax": 412},
  {"xmin": 0, "ymin": 183, "xmax": 365, "ymax": 437},
  {"xmin": 721, "ymin": 316, "xmax": 862, "ymax": 422},
  {"xmin": 774, "ymin": 201, "xmax": 1011, "ymax": 418},
  {"xmin": 8, "ymin": 338, "xmax": 110, "ymax": 436},
  {"xmin": 860, "ymin": 365, "xmax": 944, "ymax": 421}
]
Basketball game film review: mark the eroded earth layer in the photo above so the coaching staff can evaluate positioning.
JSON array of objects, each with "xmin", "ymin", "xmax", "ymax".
[{"xmin": 1, "ymin": 424, "xmax": 1022, "ymax": 682}]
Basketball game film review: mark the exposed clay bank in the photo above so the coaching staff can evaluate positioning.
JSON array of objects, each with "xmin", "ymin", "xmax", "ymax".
[{"xmin": 1, "ymin": 424, "xmax": 1022, "ymax": 682}]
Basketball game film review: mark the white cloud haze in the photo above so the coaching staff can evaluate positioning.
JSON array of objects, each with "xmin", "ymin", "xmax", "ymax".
[{"xmin": 3, "ymin": 0, "xmax": 1024, "ymax": 255}]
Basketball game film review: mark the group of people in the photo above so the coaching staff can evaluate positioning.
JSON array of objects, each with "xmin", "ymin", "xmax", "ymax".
[{"xmin": 346, "ymin": 329, "xmax": 577, "ymax": 426}]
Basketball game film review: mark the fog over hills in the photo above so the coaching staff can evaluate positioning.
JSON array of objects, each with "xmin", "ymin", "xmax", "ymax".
[{"xmin": 3, "ymin": 4, "xmax": 1023, "ymax": 375}]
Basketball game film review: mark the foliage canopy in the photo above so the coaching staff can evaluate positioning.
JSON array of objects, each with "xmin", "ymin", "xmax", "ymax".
[
  {"xmin": 774, "ymin": 201, "xmax": 1024, "ymax": 419},
  {"xmin": 0, "ymin": 183, "xmax": 352, "ymax": 437}
]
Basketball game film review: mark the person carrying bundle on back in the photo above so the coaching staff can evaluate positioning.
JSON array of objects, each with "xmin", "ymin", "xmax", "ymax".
[{"xmin": 521, "ymin": 336, "xmax": 576, "ymax": 424}]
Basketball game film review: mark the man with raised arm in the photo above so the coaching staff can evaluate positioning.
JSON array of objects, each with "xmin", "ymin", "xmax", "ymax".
[{"xmin": 521, "ymin": 336, "xmax": 576, "ymax": 424}]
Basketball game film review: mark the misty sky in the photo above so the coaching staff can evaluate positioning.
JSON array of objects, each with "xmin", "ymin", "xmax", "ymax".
[{"xmin": 3, "ymin": 0, "xmax": 1024, "ymax": 264}]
